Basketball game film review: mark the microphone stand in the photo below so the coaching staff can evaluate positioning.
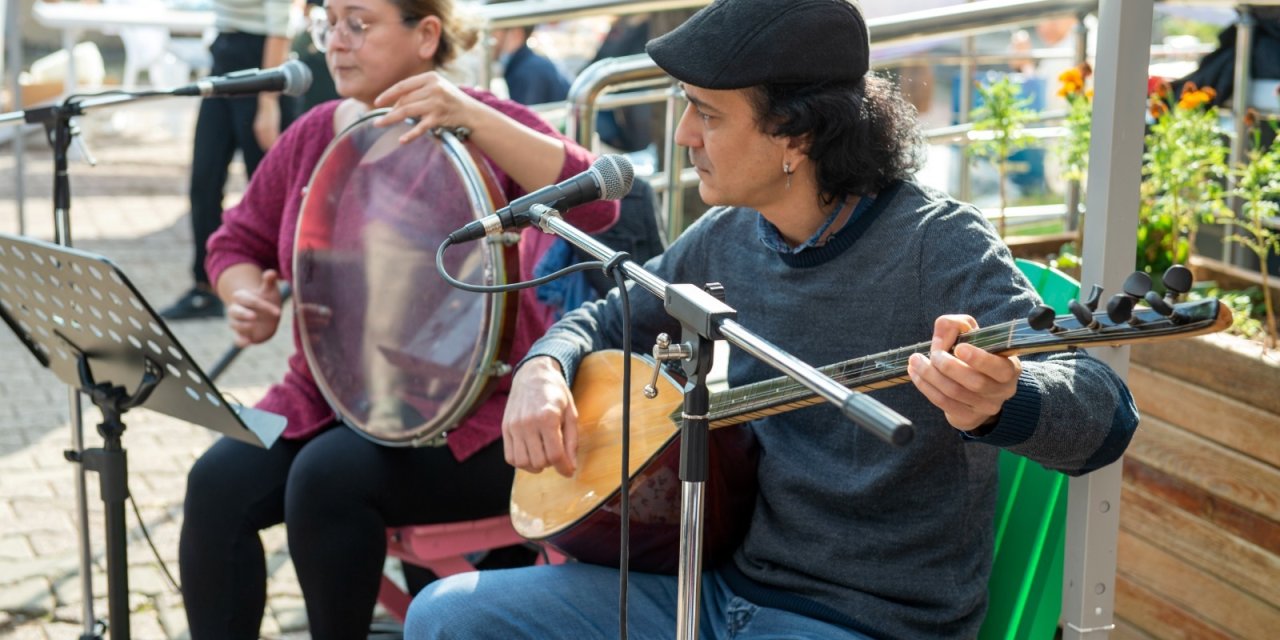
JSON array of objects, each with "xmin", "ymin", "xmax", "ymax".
[
  {"xmin": 0, "ymin": 90, "xmax": 180, "ymax": 640},
  {"xmin": 525, "ymin": 204, "xmax": 914, "ymax": 639}
]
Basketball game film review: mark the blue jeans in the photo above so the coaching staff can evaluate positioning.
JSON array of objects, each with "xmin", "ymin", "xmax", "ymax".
[{"xmin": 404, "ymin": 563, "xmax": 873, "ymax": 639}]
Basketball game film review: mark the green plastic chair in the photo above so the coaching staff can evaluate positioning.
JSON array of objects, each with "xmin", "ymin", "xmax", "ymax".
[{"xmin": 977, "ymin": 259, "xmax": 1080, "ymax": 640}]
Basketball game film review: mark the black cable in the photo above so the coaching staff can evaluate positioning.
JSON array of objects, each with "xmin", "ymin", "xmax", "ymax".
[
  {"xmin": 437, "ymin": 234, "xmax": 636, "ymax": 637},
  {"xmin": 614, "ymin": 266, "xmax": 632, "ymax": 640},
  {"xmin": 128, "ymin": 491, "xmax": 182, "ymax": 594},
  {"xmin": 65, "ymin": 89, "xmax": 169, "ymax": 102},
  {"xmin": 435, "ymin": 237, "xmax": 605, "ymax": 293}
]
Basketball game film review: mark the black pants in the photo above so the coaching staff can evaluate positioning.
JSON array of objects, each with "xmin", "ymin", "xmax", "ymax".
[
  {"xmin": 188, "ymin": 32, "xmax": 297, "ymax": 286},
  {"xmin": 178, "ymin": 426, "xmax": 513, "ymax": 639}
]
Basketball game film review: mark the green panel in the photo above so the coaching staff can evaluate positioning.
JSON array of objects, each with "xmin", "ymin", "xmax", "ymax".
[
  {"xmin": 1014, "ymin": 258, "xmax": 1081, "ymax": 314},
  {"xmin": 979, "ymin": 452, "xmax": 1067, "ymax": 640},
  {"xmin": 979, "ymin": 259, "xmax": 1076, "ymax": 639}
]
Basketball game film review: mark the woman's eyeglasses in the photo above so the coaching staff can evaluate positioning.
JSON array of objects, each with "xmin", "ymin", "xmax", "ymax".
[{"xmin": 310, "ymin": 15, "xmax": 419, "ymax": 53}]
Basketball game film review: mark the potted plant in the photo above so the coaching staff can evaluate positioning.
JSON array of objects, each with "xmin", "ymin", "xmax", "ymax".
[{"xmin": 968, "ymin": 74, "xmax": 1037, "ymax": 239}]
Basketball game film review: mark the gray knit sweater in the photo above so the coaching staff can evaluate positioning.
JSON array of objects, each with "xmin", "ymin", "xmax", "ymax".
[{"xmin": 527, "ymin": 180, "xmax": 1138, "ymax": 639}]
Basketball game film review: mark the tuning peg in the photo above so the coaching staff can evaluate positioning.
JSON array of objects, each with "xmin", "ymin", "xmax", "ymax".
[
  {"xmin": 1082, "ymin": 284, "xmax": 1104, "ymax": 312},
  {"xmin": 1106, "ymin": 293, "xmax": 1135, "ymax": 324},
  {"xmin": 1027, "ymin": 304, "xmax": 1058, "ymax": 332},
  {"xmin": 1123, "ymin": 271, "xmax": 1152, "ymax": 299},
  {"xmin": 1163, "ymin": 265, "xmax": 1193, "ymax": 297},
  {"xmin": 1069, "ymin": 298, "xmax": 1100, "ymax": 330},
  {"xmin": 1144, "ymin": 290, "xmax": 1174, "ymax": 317}
]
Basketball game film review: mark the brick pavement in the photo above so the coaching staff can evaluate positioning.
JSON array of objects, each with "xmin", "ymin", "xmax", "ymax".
[{"xmin": 0, "ymin": 99, "xmax": 319, "ymax": 639}]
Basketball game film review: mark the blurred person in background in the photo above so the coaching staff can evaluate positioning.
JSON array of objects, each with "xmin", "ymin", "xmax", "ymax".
[{"xmin": 160, "ymin": 0, "xmax": 299, "ymax": 320}]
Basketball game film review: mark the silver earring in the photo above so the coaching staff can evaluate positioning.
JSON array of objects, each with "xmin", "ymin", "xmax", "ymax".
[{"xmin": 784, "ymin": 161, "xmax": 792, "ymax": 189}]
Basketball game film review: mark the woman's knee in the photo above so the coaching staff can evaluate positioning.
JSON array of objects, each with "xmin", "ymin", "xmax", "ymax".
[
  {"xmin": 283, "ymin": 430, "xmax": 376, "ymax": 524},
  {"xmin": 183, "ymin": 439, "xmax": 290, "ymax": 532}
]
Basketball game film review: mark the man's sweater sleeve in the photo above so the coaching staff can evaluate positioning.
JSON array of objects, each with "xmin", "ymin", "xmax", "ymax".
[
  {"xmin": 918, "ymin": 202, "xmax": 1139, "ymax": 476},
  {"xmin": 520, "ymin": 208, "xmax": 711, "ymax": 382}
]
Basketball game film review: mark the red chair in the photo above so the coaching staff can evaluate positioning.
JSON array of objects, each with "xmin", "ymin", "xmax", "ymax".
[{"xmin": 378, "ymin": 516, "xmax": 565, "ymax": 622}]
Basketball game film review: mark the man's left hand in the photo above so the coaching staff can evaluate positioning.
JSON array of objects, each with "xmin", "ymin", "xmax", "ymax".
[{"xmin": 907, "ymin": 314, "xmax": 1021, "ymax": 432}]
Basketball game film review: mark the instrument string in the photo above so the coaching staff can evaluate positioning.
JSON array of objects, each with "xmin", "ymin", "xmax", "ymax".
[{"xmin": 706, "ymin": 316, "xmax": 1166, "ymax": 423}]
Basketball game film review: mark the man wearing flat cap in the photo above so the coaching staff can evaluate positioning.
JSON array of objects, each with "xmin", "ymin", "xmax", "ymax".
[{"xmin": 404, "ymin": 1, "xmax": 1138, "ymax": 638}]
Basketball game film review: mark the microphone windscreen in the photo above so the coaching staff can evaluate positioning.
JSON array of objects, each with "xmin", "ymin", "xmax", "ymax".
[
  {"xmin": 593, "ymin": 155, "xmax": 635, "ymax": 200},
  {"xmin": 280, "ymin": 60, "xmax": 313, "ymax": 98}
]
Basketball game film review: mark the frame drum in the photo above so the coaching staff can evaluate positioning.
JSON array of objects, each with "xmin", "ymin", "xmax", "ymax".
[{"xmin": 293, "ymin": 110, "xmax": 515, "ymax": 446}]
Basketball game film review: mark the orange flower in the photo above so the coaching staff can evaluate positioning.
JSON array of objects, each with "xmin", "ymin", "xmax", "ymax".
[
  {"xmin": 1058, "ymin": 67, "xmax": 1084, "ymax": 97},
  {"xmin": 1148, "ymin": 77, "xmax": 1172, "ymax": 99},
  {"xmin": 1149, "ymin": 97, "xmax": 1169, "ymax": 119},
  {"xmin": 1177, "ymin": 87, "xmax": 1213, "ymax": 110}
]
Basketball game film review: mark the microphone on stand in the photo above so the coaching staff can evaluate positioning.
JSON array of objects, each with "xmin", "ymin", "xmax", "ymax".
[
  {"xmin": 170, "ymin": 60, "xmax": 313, "ymax": 98},
  {"xmin": 448, "ymin": 154, "xmax": 635, "ymax": 244}
]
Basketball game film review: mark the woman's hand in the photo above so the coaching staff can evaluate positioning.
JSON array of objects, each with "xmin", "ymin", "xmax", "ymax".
[
  {"xmin": 502, "ymin": 356, "xmax": 579, "ymax": 477},
  {"xmin": 372, "ymin": 72, "xmax": 483, "ymax": 145},
  {"xmin": 253, "ymin": 94, "xmax": 282, "ymax": 151},
  {"xmin": 907, "ymin": 314, "xmax": 1021, "ymax": 432},
  {"xmin": 226, "ymin": 269, "xmax": 284, "ymax": 348}
]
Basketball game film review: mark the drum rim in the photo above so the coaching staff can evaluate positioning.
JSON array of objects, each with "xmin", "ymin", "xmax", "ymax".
[{"xmin": 292, "ymin": 108, "xmax": 512, "ymax": 447}]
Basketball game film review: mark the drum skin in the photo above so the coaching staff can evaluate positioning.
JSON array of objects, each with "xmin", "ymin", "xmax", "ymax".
[{"xmin": 293, "ymin": 111, "xmax": 515, "ymax": 446}]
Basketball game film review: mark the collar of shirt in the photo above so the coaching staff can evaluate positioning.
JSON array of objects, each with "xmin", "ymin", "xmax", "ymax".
[{"xmin": 756, "ymin": 194, "xmax": 876, "ymax": 255}]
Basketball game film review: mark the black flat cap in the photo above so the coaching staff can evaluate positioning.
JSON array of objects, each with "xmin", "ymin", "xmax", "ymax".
[{"xmin": 646, "ymin": 0, "xmax": 869, "ymax": 89}]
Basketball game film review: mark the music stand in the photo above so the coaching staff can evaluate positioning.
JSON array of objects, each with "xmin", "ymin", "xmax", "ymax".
[{"xmin": 0, "ymin": 233, "xmax": 286, "ymax": 640}]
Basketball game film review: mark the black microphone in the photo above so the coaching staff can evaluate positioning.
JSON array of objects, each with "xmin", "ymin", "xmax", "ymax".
[
  {"xmin": 448, "ymin": 154, "xmax": 635, "ymax": 243},
  {"xmin": 171, "ymin": 60, "xmax": 312, "ymax": 98}
]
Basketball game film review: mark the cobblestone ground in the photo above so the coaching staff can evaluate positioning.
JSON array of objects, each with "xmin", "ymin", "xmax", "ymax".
[{"xmin": 0, "ymin": 99, "xmax": 323, "ymax": 639}]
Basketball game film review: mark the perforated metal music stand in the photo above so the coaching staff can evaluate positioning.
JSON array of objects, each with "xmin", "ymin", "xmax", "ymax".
[{"xmin": 0, "ymin": 233, "xmax": 285, "ymax": 639}]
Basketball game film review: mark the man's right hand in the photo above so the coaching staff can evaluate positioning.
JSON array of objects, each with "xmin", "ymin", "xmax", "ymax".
[
  {"xmin": 226, "ymin": 269, "xmax": 283, "ymax": 347},
  {"xmin": 502, "ymin": 356, "xmax": 579, "ymax": 477}
]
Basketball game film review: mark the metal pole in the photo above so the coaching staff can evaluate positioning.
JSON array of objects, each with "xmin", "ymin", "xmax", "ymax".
[
  {"xmin": 662, "ymin": 88, "xmax": 686, "ymax": 240},
  {"xmin": 958, "ymin": 28, "xmax": 974, "ymax": 202},
  {"xmin": 1065, "ymin": 11, "xmax": 1089, "ymax": 235},
  {"xmin": 1063, "ymin": 1, "xmax": 1151, "ymax": 638},
  {"xmin": 1225, "ymin": 8, "xmax": 1256, "ymax": 266},
  {"xmin": 48, "ymin": 104, "xmax": 102, "ymax": 639},
  {"xmin": 4, "ymin": 0, "xmax": 24, "ymax": 235}
]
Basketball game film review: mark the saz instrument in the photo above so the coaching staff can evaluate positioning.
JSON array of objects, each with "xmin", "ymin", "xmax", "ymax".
[{"xmin": 510, "ymin": 285, "xmax": 1234, "ymax": 574}]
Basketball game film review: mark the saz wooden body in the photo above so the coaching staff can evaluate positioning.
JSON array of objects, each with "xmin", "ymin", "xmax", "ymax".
[{"xmin": 508, "ymin": 351, "xmax": 757, "ymax": 573}]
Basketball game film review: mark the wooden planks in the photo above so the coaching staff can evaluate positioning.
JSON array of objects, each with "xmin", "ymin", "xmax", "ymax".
[
  {"xmin": 1117, "ymin": 359, "xmax": 1280, "ymax": 639},
  {"xmin": 1131, "ymin": 336, "xmax": 1280, "ymax": 417},
  {"xmin": 1120, "ymin": 485, "xmax": 1280, "ymax": 607},
  {"xmin": 1116, "ymin": 531, "xmax": 1280, "ymax": 638},
  {"xmin": 1129, "ymin": 364, "xmax": 1280, "ymax": 469},
  {"xmin": 1125, "ymin": 416, "xmax": 1279, "ymax": 528}
]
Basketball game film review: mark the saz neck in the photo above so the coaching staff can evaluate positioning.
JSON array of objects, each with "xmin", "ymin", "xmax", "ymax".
[{"xmin": 702, "ymin": 299, "xmax": 1229, "ymax": 429}]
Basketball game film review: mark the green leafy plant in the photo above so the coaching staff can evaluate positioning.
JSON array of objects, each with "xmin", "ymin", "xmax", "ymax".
[
  {"xmin": 968, "ymin": 75, "xmax": 1037, "ymax": 239},
  {"xmin": 1188, "ymin": 281, "xmax": 1266, "ymax": 341},
  {"xmin": 1057, "ymin": 63, "xmax": 1093, "ymax": 183},
  {"xmin": 1227, "ymin": 120, "xmax": 1280, "ymax": 348},
  {"xmin": 1057, "ymin": 63, "xmax": 1094, "ymax": 256},
  {"xmin": 1138, "ymin": 82, "xmax": 1230, "ymax": 278}
]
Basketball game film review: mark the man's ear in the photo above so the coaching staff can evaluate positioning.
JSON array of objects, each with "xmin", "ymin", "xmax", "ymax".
[{"xmin": 781, "ymin": 134, "xmax": 812, "ymax": 173}]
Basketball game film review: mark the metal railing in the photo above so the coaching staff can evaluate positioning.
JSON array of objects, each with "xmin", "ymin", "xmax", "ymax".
[{"xmin": 564, "ymin": 0, "xmax": 1104, "ymax": 238}]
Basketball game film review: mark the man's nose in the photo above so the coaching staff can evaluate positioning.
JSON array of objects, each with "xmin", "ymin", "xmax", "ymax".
[{"xmin": 673, "ymin": 104, "xmax": 700, "ymax": 148}]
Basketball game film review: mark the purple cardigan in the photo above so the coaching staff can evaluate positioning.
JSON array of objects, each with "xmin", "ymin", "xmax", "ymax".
[{"xmin": 206, "ymin": 90, "xmax": 618, "ymax": 460}]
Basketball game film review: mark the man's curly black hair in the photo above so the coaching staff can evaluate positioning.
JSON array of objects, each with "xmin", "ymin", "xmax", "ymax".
[{"xmin": 748, "ymin": 73, "xmax": 925, "ymax": 206}]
